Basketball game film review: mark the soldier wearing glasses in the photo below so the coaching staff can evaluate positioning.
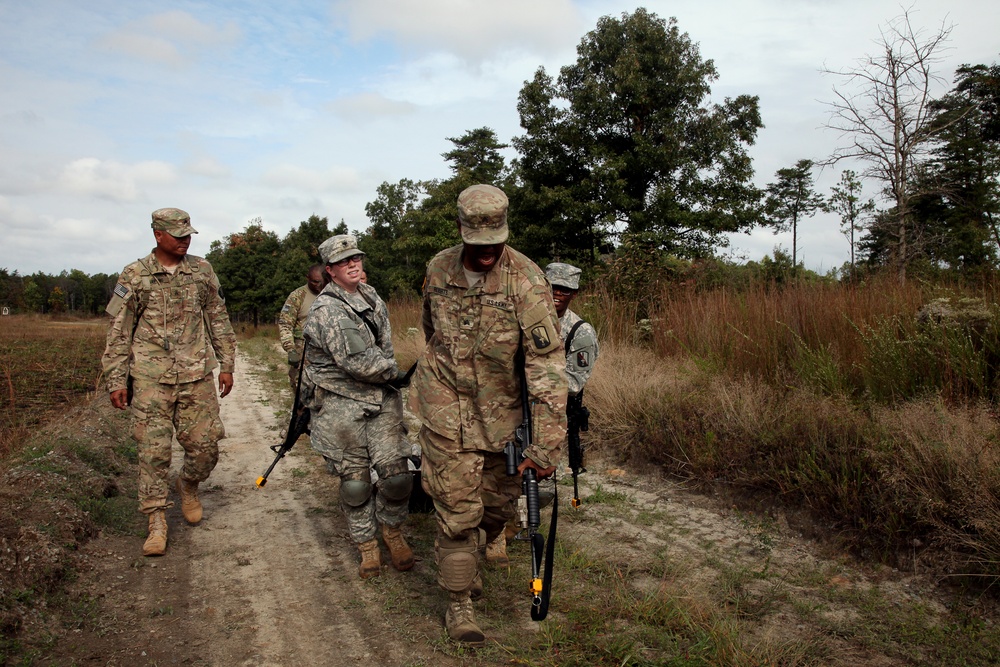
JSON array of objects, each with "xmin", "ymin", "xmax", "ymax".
[{"xmin": 300, "ymin": 234, "xmax": 414, "ymax": 579}]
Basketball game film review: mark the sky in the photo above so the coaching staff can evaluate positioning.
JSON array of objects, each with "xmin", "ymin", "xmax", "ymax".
[{"xmin": 1, "ymin": 0, "xmax": 998, "ymax": 278}]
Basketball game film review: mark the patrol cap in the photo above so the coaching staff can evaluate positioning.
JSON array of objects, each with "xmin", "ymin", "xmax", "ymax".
[
  {"xmin": 151, "ymin": 208, "xmax": 197, "ymax": 237},
  {"xmin": 545, "ymin": 262, "xmax": 582, "ymax": 291},
  {"xmin": 457, "ymin": 184, "xmax": 509, "ymax": 245},
  {"xmin": 320, "ymin": 234, "xmax": 366, "ymax": 265}
]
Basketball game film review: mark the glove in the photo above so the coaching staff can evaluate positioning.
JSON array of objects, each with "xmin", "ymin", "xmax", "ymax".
[
  {"xmin": 386, "ymin": 369, "xmax": 410, "ymax": 390},
  {"xmin": 287, "ymin": 349, "xmax": 301, "ymax": 365}
]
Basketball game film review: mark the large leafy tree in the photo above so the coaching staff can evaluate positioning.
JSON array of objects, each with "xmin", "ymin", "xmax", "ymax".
[
  {"xmin": 922, "ymin": 63, "xmax": 1000, "ymax": 271},
  {"xmin": 764, "ymin": 159, "xmax": 824, "ymax": 271},
  {"xmin": 207, "ymin": 219, "xmax": 282, "ymax": 327},
  {"xmin": 512, "ymin": 8, "xmax": 763, "ymax": 260}
]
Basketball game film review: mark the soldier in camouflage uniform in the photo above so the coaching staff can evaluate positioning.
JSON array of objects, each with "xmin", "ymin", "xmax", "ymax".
[
  {"xmin": 408, "ymin": 184, "xmax": 567, "ymax": 646},
  {"xmin": 278, "ymin": 264, "xmax": 325, "ymax": 391},
  {"xmin": 486, "ymin": 262, "xmax": 600, "ymax": 566},
  {"xmin": 301, "ymin": 234, "xmax": 414, "ymax": 579},
  {"xmin": 102, "ymin": 208, "xmax": 236, "ymax": 557}
]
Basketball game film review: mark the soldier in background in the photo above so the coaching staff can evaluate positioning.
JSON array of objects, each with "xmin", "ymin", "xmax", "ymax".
[
  {"xmin": 409, "ymin": 184, "xmax": 567, "ymax": 646},
  {"xmin": 301, "ymin": 234, "xmax": 414, "ymax": 579},
  {"xmin": 278, "ymin": 265, "xmax": 325, "ymax": 392},
  {"xmin": 102, "ymin": 208, "xmax": 236, "ymax": 557},
  {"xmin": 485, "ymin": 261, "xmax": 600, "ymax": 566}
]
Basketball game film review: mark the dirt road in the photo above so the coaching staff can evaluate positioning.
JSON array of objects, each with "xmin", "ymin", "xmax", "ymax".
[{"xmin": 59, "ymin": 351, "xmax": 458, "ymax": 666}]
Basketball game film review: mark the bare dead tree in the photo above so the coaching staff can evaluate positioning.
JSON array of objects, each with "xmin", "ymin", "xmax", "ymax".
[{"xmin": 822, "ymin": 9, "xmax": 953, "ymax": 282}]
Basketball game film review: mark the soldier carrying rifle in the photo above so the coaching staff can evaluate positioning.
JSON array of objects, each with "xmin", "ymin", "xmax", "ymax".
[{"xmin": 485, "ymin": 262, "xmax": 600, "ymax": 564}]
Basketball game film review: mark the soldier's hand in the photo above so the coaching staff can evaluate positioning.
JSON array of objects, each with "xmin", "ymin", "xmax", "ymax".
[
  {"xmin": 517, "ymin": 457, "xmax": 557, "ymax": 480},
  {"xmin": 109, "ymin": 389, "xmax": 129, "ymax": 410},
  {"xmin": 219, "ymin": 372, "xmax": 234, "ymax": 398},
  {"xmin": 386, "ymin": 368, "xmax": 410, "ymax": 390},
  {"xmin": 287, "ymin": 349, "xmax": 301, "ymax": 366}
]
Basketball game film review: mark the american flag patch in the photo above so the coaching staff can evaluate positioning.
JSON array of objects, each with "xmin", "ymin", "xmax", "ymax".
[{"xmin": 114, "ymin": 283, "xmax": 129, "ymax": 299}]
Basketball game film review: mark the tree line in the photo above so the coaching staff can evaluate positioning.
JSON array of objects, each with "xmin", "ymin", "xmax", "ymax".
[{"xmin": 3, "ymin": 9, "xmax": 998, "ymax": 320}]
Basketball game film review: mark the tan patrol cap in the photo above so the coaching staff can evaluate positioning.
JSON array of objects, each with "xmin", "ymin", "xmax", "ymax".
[
  {"xmin": 457, "ymin": 184, "xmax": 509, "ymax": 245},
  {"xmin": 151, "ymin": 208, "xmax": 198, "ymax": 237}
]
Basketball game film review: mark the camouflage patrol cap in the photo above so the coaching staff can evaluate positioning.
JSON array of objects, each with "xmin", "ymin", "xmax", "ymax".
[
  {"xmin": 545, "ymin": 262, "xmax": 582, "ymax": 291},
  {"xmin": 457, "ymin": 184, "xmax": 509, "ymax": 245},
  {"xmin": 151, "ymin": 208, "xmax": 198, "ymax": 237},
  {"xmin": 319, "ymin": 234, "xmax": 366, "ymax": 265}
]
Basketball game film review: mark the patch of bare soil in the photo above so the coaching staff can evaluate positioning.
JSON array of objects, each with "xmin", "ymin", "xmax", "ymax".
[{"xmin": 36, "ymin": 352, "xmax": 461, "ymax": 667}]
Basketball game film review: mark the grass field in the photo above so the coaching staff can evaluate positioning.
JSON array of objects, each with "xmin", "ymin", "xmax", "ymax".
[{"xmin": 0, "ymin": 315, "xmax": 106, "ymax": 459}]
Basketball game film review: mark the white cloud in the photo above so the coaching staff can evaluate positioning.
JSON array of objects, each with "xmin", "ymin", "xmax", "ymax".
[
  {"xmin": 327, "ymin": 92, "xmax": 417, "ymax": 120},
  {"xmin": 260, "ymin": 164, "xmax": 363, "ymax": 192},
  {"xmin": 58, "ymin": 158, "xmax": 177, "ymax": 202},
  {"xmin": 331, "ymin": 0, "xmax": 584, "ymax": 62},
  {"xmin": 185, "ymin": 157, "xmax": 232, "ymax": 179},
  {"xmin": 98, "ymin": 10, "xmax": 241, "ymax": 67}
]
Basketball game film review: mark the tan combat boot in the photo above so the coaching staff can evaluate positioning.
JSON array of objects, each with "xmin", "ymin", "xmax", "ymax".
[
  {"xmin": 143, "ymin": 510, "xmax": 167, "ymax": 557},
  {"xmin": 176, "ymin": 477, "xmax": 203, "ymax": 524},
  {"xmin": 358, "ymin": 539, "xmax": 382, "ymax": 579},
  {"xmin": 381, "ymin": 524, "xmax": 415, "ymax": 571},
  {"xmin": 484, "ymin": 533, "xmax": 509, "ymax": 567},
  {"xmin": 445, "ymin": 592, "xmax": 485, "ymax": 647}
]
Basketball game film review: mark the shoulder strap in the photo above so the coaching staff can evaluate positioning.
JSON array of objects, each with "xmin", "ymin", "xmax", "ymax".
[
  {"xmin": 564, "ymin": 319, "xmax": 587, "ymax": 354},
  {"xmin": 318, "ymin": 292, "xmax": 381, "ymax": 344}
]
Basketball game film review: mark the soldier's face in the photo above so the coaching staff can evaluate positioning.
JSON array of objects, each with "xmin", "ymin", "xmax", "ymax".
[
  {"xmin": 551, "ymin": 285, "xmax": 577, "ymax": 317},
  {"xmin": 307, "ymin": 270, "xmax": 324, "ymax": 294},
  {"xmin": 462, "ymin": 242, "xmax": 504, "ymax": 273},
  {"xmin": 154, "ymin": 230, "xmax": 191, "ymax": 261},
  {"xmin": 326, "ymin": 255, "xmax": 364, "ymax": 292}
]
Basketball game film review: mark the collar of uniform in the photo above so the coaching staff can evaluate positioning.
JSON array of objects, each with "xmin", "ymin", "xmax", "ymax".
[
  {"xmin": 324, "ymin": 280, "xmax": 373, "ymax": 312},
  {"xmin": 143, "ymin": 250, "xmax": 192, "ymax": 275}
]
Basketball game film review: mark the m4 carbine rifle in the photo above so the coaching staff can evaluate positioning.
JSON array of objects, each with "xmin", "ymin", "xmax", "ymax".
[
  {"xmin": 504, "ymin": 354, "xmax": 556, "ymax": 621},
  {"xmin": 567, "ymin": 391, "xmax": 589, "ymax": 508}
]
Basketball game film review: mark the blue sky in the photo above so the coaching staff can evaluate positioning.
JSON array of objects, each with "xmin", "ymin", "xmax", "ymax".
[{"xmin": 1, "ymin": 0, "xmax": 998, "ymax": 277}]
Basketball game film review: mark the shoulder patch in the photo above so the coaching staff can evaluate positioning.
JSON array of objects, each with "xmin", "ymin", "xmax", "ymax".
[{"xmin": 530, "ymin": 325, "xmax": 552, "ymax": 351}]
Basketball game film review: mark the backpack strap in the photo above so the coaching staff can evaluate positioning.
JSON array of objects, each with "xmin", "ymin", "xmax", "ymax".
[{"xmin": 564, "ymin": 319, "xmax": 587, "ymax": 354}]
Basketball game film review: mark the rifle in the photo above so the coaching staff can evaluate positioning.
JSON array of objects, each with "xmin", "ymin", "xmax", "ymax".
[
  {"xmin": 504, "ymin": 353, "xmax": 557, "ymax": 621},
  {"xmin": 256, "ymin": 343, "xmax": 311, "ymax": 488},
  {"xmin": 567, "ymin": 391, "xmax": 589, "ymax": 508}
]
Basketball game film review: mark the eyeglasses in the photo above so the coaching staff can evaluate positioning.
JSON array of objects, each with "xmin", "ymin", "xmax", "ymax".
[
  {"xmin": 552, "ymin": 286, "xmax": 577, "ymax": 296},
  {"xmin": 331, "ymin": 255, "xmax": 363, "ymax": 267}
]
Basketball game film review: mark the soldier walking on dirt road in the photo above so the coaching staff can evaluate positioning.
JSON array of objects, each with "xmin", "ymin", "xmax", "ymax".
[
  {"xmin": 101, "ymin": 207, "xmax": 236, "ymax": 557},
  {"xmin": 408, "ymin": 184, "xmax": 567, "ymax": 646},
  {"xmin": 301, "ymin": 234, "xmax": 415, "ymax": 579}
]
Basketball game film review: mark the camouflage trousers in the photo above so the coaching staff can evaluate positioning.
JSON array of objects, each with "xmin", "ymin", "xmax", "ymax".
[
  {"xmin": 131, "ymin": 375, "xmax": 224, "ymax": 514},
  {"xmin": 309, "ymin": 387, "xmax": 410, "ymax": 543},
  {"xmin": 417, "ymin": 425, "xmax": 521, "ymax": 543}
]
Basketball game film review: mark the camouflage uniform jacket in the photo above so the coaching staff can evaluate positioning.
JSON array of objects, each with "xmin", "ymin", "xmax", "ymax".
[
  {"xmin": 302, "ymin": 281, "xmax": 398, "ymax": 405},
  {"xmin": 409, "ymin": 244, "xmax": 567, "ymax": 469},
  {"xmin": 560, "ymin": 309, "xmax": 599, "ymax": 396},
  {"xmin": 277, "ymin": 284, "xmax": 317, "ymax": 354},
  {"xmin": 102, "ymin": 251, "xmax": 236, "ymax": 392}
]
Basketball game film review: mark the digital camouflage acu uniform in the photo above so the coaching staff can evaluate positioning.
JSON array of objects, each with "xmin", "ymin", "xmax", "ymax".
[
  {"xmin": 545, "ymin": 263, "xmax": 600, "ymax": 396},
  {"xmin": 409, "ymin": 186, "xmax": 566, "ymax": 646},
  {"xmin": 302, "ymin": 241, "xmax": 411, "ymax": 549},
  {"xmin": 102, "ymin": 218, "xmax": 236, "ymax": 516},
  {"xmin": 277, "ymin": 284, "xmax": 318, "ymax": 390}
]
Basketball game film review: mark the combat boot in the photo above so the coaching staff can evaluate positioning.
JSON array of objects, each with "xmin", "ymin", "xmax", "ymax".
[
  {"xmin": 445, "ymin": 593, "xmax": 485, "ymax": 646},
  {"xmin": 358, "ymin": 539, "xmax": 382, "ymax": 579},
  {"xmin": 176, "ymin": 477, "xmax": 202, "ymax": 524},
  {"xmin": 381, "ymin": 524, "xmax": 414, "ymax": 571},
  {"xmin": 484, "ymin": 533, "xmax": 509, "ymax": 567},
  {"xmin": 143, "ymin": 510, "xmax": 167, "ymax": 557}
]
